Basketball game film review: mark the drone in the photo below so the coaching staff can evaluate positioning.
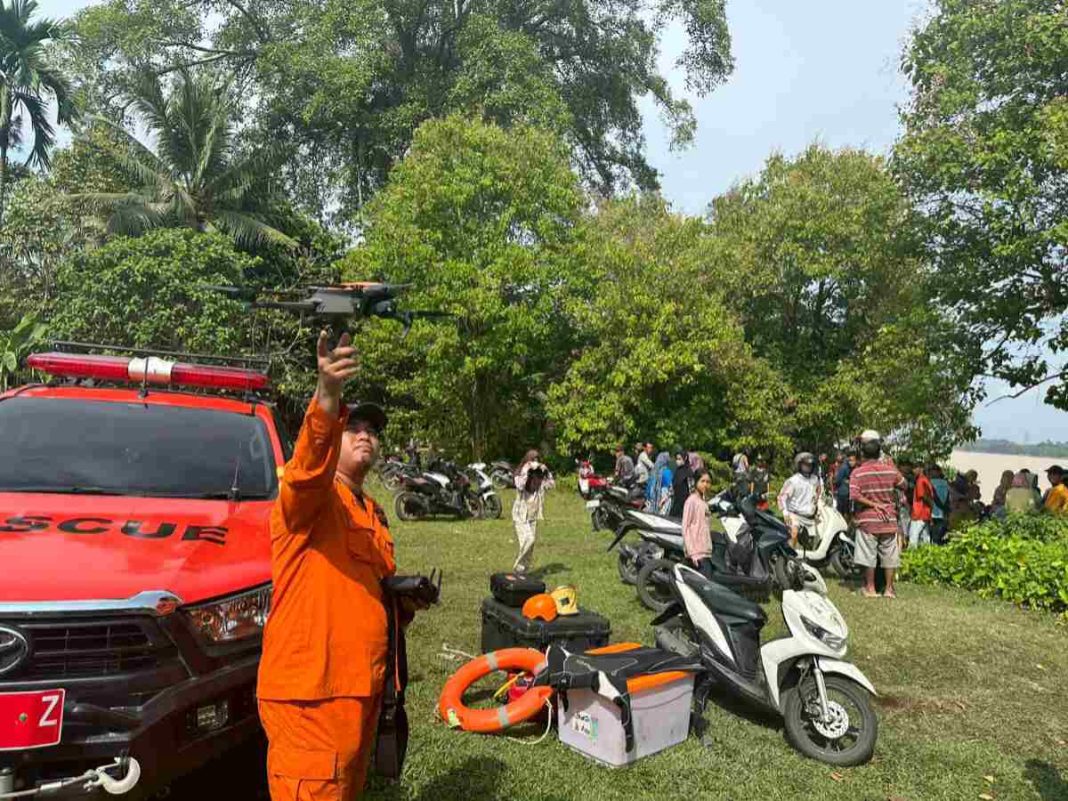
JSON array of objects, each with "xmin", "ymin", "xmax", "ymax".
[{"xmin": 207, "ymin": 282, "xmax": 453, "ymax": 337}]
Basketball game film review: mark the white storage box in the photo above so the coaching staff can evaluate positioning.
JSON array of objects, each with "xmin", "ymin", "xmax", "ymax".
[{"xmin": 556, "ymin": 672, "xmax": 695, "ymax": 767}]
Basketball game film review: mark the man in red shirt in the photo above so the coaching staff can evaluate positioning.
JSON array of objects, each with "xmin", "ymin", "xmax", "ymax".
[
  {"xmin": 908, "ymin": 463, "xmax": 934, "ymax": 548},
  {"xmin": 849, "ymin": 430, "xmax": 906, "ymax": 598}
]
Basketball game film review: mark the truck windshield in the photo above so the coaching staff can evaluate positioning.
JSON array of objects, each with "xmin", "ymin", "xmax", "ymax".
[{"xmin": 0, "ymin": 397, "xmax": 277, "ymax": 499}]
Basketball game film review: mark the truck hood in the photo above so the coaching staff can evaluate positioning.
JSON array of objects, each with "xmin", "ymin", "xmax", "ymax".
[{"xmin": 0, "ymin": 493, "xmax": 273, "ymax": 605}]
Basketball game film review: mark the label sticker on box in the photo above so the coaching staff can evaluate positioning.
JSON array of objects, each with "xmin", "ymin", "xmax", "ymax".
[{"xmin": 570, "ymin": 711, "xmax": 598, "ymax": 741}]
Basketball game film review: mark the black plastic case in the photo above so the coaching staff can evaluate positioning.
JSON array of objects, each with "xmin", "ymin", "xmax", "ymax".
[
  {"xmin": 489, "ymin": 573, "xmax": 546, "ymax": 607},
  {"xmin": 480, "ymin": 597, "xmax": 611, "ymax": 653}
]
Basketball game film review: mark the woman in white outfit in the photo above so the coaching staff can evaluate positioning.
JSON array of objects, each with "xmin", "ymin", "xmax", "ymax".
[{"xmin": 512, "ymin": 449, "xmax": 555, "ymax": 574}]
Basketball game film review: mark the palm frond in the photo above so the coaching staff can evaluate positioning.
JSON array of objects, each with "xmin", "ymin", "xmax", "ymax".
[
  {"xmin": 87, "ymin": 114, "xmax": 171, "ymax": 193},
  {"xmin": 12, "ymin": 88, "xmax": 54, "ymax": 168},
  {"xmin": 212, "ymin": 208, "xmax": 297, "ymax": 250}
]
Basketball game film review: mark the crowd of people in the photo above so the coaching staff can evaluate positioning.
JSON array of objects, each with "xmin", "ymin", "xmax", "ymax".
[{"xmin": 613, "ymin": 443, "xmax": 707, "ymax": 518}]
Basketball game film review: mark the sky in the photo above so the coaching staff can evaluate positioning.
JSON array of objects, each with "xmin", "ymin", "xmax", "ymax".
[{"xmin": 34, "ymin": 0, "xmax": 1068, "ymax": 442}]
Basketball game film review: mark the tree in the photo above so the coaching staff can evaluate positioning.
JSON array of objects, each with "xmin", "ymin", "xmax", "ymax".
[
  {"xmin": 0, "ymin": 0, "xmax": 74, "ymax": 225},
  {"xmin": 547, "ymin": 196, "xmax": 790, "ymax": 456},
  {"xmin": 68, "ymin": 0, "xmax": 733, "ymax": 219},
  {"xmin": 709, "ymin": 145, "xmax": 977, "ymax": 453},
  {"xmin": 340, "ymin": 116, "xmax": 585, "ymax": 459},
  {"xmin": 895, "ymin": 0, "xmax": 1068, "ymax": 409},
  {"xmin": 78, "ymin": 69, "xmax": 296, "ymax": 250},
  {"xmin": 49, "ymin": 228, "xmax": 259, "ymax": 353}
]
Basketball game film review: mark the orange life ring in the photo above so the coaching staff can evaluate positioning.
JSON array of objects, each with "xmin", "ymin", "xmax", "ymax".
[{"xmin": 438, "ymin": 648, "xmax": 552, "ymax": 733}]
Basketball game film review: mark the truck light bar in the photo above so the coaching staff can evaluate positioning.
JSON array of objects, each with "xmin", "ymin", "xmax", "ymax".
[{"xmin": 26, "ymin": 352, "xmax": 270, "ymax": 391}]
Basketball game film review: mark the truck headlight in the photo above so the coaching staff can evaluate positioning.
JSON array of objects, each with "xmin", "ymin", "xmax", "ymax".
[
  {"xmin": 185, "ymin": 585, "xmax": 271, "ymax": 643},
  {"xmin": 800, "ymin": 615, "xmax": 846, "ymax": 650}
]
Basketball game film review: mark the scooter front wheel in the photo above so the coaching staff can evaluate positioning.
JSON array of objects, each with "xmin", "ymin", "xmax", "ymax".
[{"xmin": 782, "ymin": 674, "xmax": 877, "ymax": 766}]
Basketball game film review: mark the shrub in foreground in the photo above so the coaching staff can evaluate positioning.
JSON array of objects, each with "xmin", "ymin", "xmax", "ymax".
[{"xmin": 901, "ymin": 518, "xmax": 1068, "ymax": 619}]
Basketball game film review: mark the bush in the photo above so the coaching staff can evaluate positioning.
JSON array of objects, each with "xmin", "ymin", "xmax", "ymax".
[
  {"xmin": 973, "ymin": 513, "xmax": 1068, "ymax": 543},
  {"xmin": 901, "ymin": 517, "xmax": 1068, "ymax": 619}
]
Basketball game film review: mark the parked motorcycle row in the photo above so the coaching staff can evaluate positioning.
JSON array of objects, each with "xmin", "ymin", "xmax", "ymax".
[
  {"xmin": 581, "ymin": 466, "xmax": 878, "ymax": 766},
  {"xmin": 377, "ymin": 457, "xmax": 505, "ymax": 521}
]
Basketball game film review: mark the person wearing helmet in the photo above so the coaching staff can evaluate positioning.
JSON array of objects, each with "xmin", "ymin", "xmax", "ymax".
[
  {"xmin": 777, "ymin": 452, "xmax": 823, "ymax": 548},
  {"xmin": 849, "ymin": 430, "xmax": 907, "ymax": 598}
]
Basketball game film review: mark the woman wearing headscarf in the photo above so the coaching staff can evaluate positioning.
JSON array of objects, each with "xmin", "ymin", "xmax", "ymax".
[
  {"xmin": 1005, "ymin": 470, "xmax": 1041, "ymax": 515},
  {"xmin": 646, "ymin": 451, "xmax": 671, "ymax": 509},
  {"xmin": 511, "ymin": 449, "xmax": 555, "ymax": 574},
  {"xmin": 992, "ymin": 470, "xmax": 1015, "ymax": 511},
  {"xmin": 669, "ymin": 451, "xmax": 694, "ymax": 518}
]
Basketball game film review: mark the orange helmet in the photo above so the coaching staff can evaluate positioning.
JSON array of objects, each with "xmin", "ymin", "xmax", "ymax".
[{"xmin": 521, "ymin": 593, "xmax": 558, "ymax": 623}]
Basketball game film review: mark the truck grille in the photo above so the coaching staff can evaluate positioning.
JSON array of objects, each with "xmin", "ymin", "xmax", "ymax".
[{"xmin": 17, "ymin": 619, "xmax": 166, "ymax": 680}]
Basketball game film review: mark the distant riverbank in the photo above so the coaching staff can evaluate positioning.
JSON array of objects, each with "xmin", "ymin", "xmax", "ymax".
[{"xmin": 949, "ymin": 450, "xmax": 1059, "ymax": 503}]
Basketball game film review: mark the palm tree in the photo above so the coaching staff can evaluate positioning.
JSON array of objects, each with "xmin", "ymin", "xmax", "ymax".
[
  {"xmin": 0, "ymin": 0, "xmax": 73, "ymax": 226},
  {"xmin": 82, "ymin": 69, "xmax": 296, "ymax": 249}
]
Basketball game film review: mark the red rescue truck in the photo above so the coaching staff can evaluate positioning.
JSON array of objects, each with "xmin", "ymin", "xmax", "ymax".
[{"xmin": 0, "ymin": 348, "xmax": 291, "ymax": 798}]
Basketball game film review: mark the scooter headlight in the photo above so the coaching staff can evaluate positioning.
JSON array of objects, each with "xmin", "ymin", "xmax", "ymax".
[{"xmin": 800, "ymin": 615, "xmax": 846, "ymax": 650}]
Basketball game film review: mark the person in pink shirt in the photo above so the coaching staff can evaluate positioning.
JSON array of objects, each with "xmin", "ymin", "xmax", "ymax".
[{"xmin": 683, "ymin": 468, "xmax": 715, "ymax": 579}]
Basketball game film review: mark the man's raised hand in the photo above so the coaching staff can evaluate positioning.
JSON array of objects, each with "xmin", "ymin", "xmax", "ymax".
[{"xmin": 316, "ymin": 331, "xmax": 358, "ymax": 411}]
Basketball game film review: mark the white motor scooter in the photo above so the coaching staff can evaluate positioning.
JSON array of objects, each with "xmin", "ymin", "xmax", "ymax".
[
  {"xmin": 793, "ymin": 495, "xmax": 860, "ymax": 578},
  {"xmin": 654, "ymin": 562, "xmax": 878, "ymax": 766},
  {"xmin": 467, "ymin": 463, "xmax": 503, "ymax": 519}
]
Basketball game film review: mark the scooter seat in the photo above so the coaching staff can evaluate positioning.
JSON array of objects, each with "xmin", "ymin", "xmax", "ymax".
[{"xmin": 681, "ymin": 569, "xmax": 766, "ymax": 624}]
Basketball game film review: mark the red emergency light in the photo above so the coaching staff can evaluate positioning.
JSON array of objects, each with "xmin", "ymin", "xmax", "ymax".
[{"xmin": 26, "ymin": 352, "xmax": 270, "ymax": 392}]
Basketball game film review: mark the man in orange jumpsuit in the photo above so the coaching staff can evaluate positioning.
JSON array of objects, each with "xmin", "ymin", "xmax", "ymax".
[{"xmin": 258, "ymin": 331, "xmax": 396, "ymax": 800}]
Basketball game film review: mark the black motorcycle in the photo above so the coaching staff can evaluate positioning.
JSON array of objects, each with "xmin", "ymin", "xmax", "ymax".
[
  {"xmin": 393, "ymin": 461, "xmax": 482, "ymax": 520},
  {"xmin": 609, "ymin": 492, "xmax": 827, "ymax": 612},
  {"xmin": 379, "ymin": 459, "xmax": 421, "ymax": 493},
  {"xmin": 586, "ymin": 479, "xmax": 646, "ymax": 534}
]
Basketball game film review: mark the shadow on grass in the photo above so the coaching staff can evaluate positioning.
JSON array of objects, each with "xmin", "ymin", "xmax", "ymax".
[
  {"xmin": 701, "ymin": 684, "xmax": 782, "ymax": 731},
  {"xmin": 527, "ymin": 562, "xmax": 570, "ymax": 580},
  {"xmin": 372, "ymin": 756, "xmax": 507, "ymax": 801},
  {"xmin": 1024, "ymin": 760, "xmax": 1067, "ymax": 801}
]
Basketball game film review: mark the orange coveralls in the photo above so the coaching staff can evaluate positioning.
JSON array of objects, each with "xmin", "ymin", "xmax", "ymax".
[{"xmin": 257, "ymin": 397, "xmax": 396, "ymax": 800}]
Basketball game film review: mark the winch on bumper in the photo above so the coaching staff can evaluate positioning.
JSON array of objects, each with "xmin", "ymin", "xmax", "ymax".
[{"xmin": 0, "ymin": 592, "xmax": 263, "ymax": 798}]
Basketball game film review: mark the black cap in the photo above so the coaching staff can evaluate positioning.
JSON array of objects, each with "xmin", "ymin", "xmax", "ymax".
[
  {"xmin": 346, "ymin": 402, "xmax": 387, "ymax": 433},
  {"xmin": 1046, "ymin": 465, "xmax": 1064, "ymax": 475}
]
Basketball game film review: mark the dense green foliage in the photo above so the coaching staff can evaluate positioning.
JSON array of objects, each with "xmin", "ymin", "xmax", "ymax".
[
  {"xmin": 0, "ymin": 312, "xmax": 45, "ymax": 390},
  {"xmin": 67, "ymin": 0, "xmax": 733, "ymax": 219},
  {"xmin": 548, "ymin": 196, "xmax": 789, "ymax": 454},
  {"xmin": 708, "ymin": 147, "xmax": 978, "ymax": 455},
  {"xmin": 902, "ymin": 515, "xmax": 1068, "ymax": 619},
  {"xmin": 895, "ymin": 0, "xmax": 1068, "ymax": 409},
  {"xmin": 341, "ymin": 116, "xmax": 584, "ymax": 458},
  {"xmin": 49, "ymin": 228, "xmax": 258, "ymax": 353}
]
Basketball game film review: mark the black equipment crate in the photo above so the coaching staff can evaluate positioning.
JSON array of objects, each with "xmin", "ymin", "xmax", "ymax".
[
  {"xmin": 489, "ymin": 573, "xmax": 546, "ymax": 607},
  {"xmin": 480, "ymin": 597, "xmax": 611, "ymax": 653}
]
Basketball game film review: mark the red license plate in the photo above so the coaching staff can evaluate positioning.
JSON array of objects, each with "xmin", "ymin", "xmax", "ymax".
[{"xmin": 0, "ymin": 689, "xmax": 65, "ymax": 751}]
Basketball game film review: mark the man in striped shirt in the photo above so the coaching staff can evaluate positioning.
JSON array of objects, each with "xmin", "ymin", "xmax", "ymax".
[{"xmin": 849, "ymin": 430, "xmax": 906, "ymax": 598}]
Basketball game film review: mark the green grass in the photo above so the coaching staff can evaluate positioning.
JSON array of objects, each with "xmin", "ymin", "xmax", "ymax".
[{"xmin": 363, "ymin": 485, "xmax": 1068, "ymax": 801}]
